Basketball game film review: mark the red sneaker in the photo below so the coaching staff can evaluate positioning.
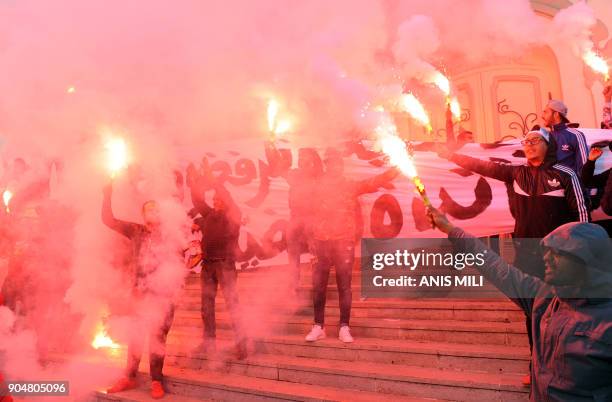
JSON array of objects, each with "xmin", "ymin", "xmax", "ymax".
[
  {"xmin": 522, "ymin": 374, "xmax": 531, "ymax": 387},
  {"xmin": 106, "ymin": 377, "xmax": 138, "ymax": 394},
  {"xmin": 151, "ymin": 381, "xmax": 165, "ymax": 399}
]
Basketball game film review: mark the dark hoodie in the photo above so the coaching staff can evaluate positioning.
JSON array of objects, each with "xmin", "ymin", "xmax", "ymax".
[{"xmin": 450, "ymin": 222, "xmax": 612, "ymax": 401}]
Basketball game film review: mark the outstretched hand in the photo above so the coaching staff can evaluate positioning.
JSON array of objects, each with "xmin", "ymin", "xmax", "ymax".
[
  {"xmin": 589, "ymin": 147, "xmax": 604, "ymax": 162},
  {"xmin": 427, "ymin": 207, "xmax": 455, "ymax": 234}
]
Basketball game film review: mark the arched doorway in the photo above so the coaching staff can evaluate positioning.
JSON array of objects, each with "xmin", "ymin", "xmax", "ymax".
[{"xmin": 451, "ymin": 45, "xmax": 563, "ymax": 143}]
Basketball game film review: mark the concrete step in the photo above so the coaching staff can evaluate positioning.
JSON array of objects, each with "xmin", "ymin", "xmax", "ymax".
[
  {"xmin": 163, "ymin": 351, "xmax": 528, "ymax": 401},
  {"xmin": 168, "ymin": 315, "xmax": 529, "ymax": 347},
  {"xmin": 96, "ymin": 366, "xmax": 437, "ymax": 402},
  {"xmin": 180, "ymin": 284, "xmax": 507, "ymax": 303},
  {"xmin": 175, "ymin": 298, "xmax": 525, "ymax": 323},
  {"xmin": 92, "ymin": 388, "xmax": 211, "ymax": 402},
  {"xmin": 185, "ymin": 272, "xmax": 503, "ymax": 293},
  {"xmin": 165, "ymin": 331, "xmax": 529, "ymax": 374}
]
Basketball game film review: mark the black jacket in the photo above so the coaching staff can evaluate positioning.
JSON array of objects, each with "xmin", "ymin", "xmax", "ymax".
[
  {"xmin": 450, "ymin": 154, "xmax": 589, "ymax": 238},
  {"xmin": 602, "ymin": 172, "xmax": 612, "ymax": 216},
  {"xmin": 582, "ymin": 159, "xmax": 611, "ymax": 212},
  {"xmin": 190, "ymin": 187, "xmax": 240, "ymax": 263}
]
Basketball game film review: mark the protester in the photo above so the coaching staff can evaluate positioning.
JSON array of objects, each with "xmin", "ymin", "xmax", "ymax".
[
  {"xmin": 265, "ymin": 141, "xmax": 323, "ymax": 294},
  {"xmin": 187, "ymin": 166, "xmax": 247, "ymax": 360},
  {"xmin": 438, "ymin": 128, "xmax": 589, "ymax": 275},
  {"xmin": 541, "ymin": 99, "xmax": 588, "ymax": 175},
  {"xmin": 438, "ymin": 128, "xmax": 589, "ymax": 385},
  {"xmin": 305, "ymin": 148, "xmax": 399, "ymax": 343},
  {"xmin": 102, "ymin": 182, "xmax": 174, "ymax": 400},
  {"xmin": 428, "ymin": 207, "xmax": 612, "ymax": 401}
]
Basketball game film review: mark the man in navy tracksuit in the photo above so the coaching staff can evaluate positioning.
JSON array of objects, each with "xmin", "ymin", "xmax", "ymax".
[{"xmin": 541, "ymin": 99, "xmax": 588, "ymax": 176}]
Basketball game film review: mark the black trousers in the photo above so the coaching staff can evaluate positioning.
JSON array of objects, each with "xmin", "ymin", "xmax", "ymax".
[
  {"xmin": 126, "ymin": 303, "xmax": 175, "ymax": 382},
  {"xmin": 200, "ymin": 260, "xmax": 245, "ymax": 344}
]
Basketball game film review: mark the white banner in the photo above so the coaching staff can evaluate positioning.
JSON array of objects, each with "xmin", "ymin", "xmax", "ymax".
[{"xmin": 181, "ymin": 129, "xmax": 611, "ymax": 268}]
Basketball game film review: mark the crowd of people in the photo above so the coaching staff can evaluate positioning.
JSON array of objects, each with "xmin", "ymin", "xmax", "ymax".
[{"xmin": 1, "ymin": 85, "xmax": 612, "ymax": 401}]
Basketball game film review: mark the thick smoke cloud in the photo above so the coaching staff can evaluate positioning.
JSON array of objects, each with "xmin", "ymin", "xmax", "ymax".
[{"xmin": 0, "ymin": 0, "xmax": 603, "ymax": 394}]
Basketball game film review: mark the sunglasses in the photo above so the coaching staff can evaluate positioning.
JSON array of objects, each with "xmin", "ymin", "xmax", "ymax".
[{"xmin": 520, "ymin": 138, "xmax": 544, "ymax": 146}]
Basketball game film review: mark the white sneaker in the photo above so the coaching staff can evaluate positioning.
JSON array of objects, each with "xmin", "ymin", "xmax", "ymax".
[
  {"xmin": 338, "ymin": 326, "xmax": 354, "ymax": 343},
  {"xmin": 305, "ymin": 325, "xmax": 326, "ymax": 342}
]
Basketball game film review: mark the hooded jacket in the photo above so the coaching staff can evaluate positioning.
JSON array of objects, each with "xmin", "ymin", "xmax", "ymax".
[{"xmin": 449, "ymin": 222, "xmax": 612, "ymax": 401}]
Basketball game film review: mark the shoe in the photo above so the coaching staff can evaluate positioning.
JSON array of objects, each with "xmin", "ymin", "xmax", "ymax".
[
  {"xmin": 522, "ymin": 374, "xmax": 531, "ymax": 387},
  {"xmin": 151, "ymin": 380, "xmax": 165, "ymax": 399},
  {"xmin": 305, "ymin": 325, "xmax": 326, "ymax": 342},
  {"xmin": 106, "ymin": 377, "xmax": 137, "ymax": 394},
  {"xmin": 338, "ymin": 326, "xmax": 354, "ymax": 343}
]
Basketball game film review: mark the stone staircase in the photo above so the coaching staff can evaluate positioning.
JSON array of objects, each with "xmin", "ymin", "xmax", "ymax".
[{"xmin": 94, "ymin": 262, "xmax": 531, "ymax": 401}]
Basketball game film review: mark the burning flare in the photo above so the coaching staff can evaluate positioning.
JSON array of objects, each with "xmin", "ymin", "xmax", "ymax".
[
  {"xmin": 374, "ymin": 116, "xmax": 430, "ymax": 206},
  {"xmin": 399, "ymin": 93, "xmax": 432, "ymax": 132},
  {"xmin": 104, "ymin": 137, "xmax": 129, "ymax": 178},
  {"xmin": 431, "ymin": 71, "xmax": 450, "ymax": 96},
  {"xmin": 3, "ymin": 190, "xmax": 13, "ymax": 213},
  {"xmin": 91, "ymin": 325, "xmax": 120, "ymax": 350},
  {"xmin": 267, "ymin": 99, "xmax": 279, "ymax": 132},
  {"xmin": 583, "ymin": 50, "xmax": 610, "ymax": 80},
  {"xmin": 267, "ymin": 99, "xmax": 292, "ymax": 139},
  {"xmin": 449, "ymin": 97, "xmax": 462, "ymax": 121}
]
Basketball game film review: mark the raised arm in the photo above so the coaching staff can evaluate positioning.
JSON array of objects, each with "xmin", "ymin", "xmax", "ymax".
[
  {"xmin": 428, "ymin": 208, "xmax": 545, "ymax": 315},
  {"xmin": 445, "ymin": 104, "xmax": 456, "ymax": 145},
  {"xmin": 581, "ymin": 147, "xmax": 606, "ymax": 188},
  {"xmin": 101, "ymin": 183, "xmax": 139, "ymax": 239},
  {"xmin": 448, "ymin": 153, "xmax": 514, "ymax": 183},
  {"xmin": 186, "ymin": 162, "xmax": 213, "ymax": 218},
  {"xmin": 355, "ymin": 167, "xmax": 400, "ymax": 195},
  {"xmin": 264, "ymin": 140, "xmax": 292, "ymax": 179}
]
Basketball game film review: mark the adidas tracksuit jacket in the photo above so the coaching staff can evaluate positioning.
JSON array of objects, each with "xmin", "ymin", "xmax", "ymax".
[{"xmin": 450, "ymin": 154, "xmax": 589, "ymax": 238}]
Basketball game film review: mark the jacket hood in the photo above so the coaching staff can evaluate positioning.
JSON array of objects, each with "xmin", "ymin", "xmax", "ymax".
[{"xmin": 541, "ymin": 222, "xmax": 612, "ymax": 298}]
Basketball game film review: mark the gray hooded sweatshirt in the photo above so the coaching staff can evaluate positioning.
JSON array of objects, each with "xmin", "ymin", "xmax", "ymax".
[{"xmin": 449, "ymin": 222, "xmax": 612, "ymax": 401}]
